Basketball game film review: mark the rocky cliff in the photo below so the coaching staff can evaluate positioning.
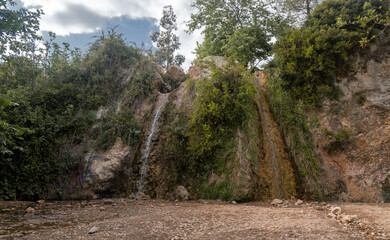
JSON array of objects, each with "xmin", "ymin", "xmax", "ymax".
[{"xmin": 308, "ymin": 43, "xmax": 390, "ymax": 202}]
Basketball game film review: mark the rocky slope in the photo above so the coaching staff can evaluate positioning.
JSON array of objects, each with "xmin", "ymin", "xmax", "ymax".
[{"xmin": 308, "ymin": 43, "xmax": 390, "ymax": 202}]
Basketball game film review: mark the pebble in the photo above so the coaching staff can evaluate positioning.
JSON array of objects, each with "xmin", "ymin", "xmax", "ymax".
[
  {"xmin": 88, "ymin": 226, "xmax": 99, "ymax": 234},
  {"xmin": 104, "ymin": 200, "xmax": 114, "ymax": 205},
  {"xmin": 329, "ymin": 206, "xmax": 342, "ymax": 215},
  {"xmin": 25, "ymin": 207, "xmax": 35, "ymax": 213}
]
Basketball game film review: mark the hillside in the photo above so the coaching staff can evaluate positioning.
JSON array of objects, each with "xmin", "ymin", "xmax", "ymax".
[{"xmin": 1, "ymin": 0, "xmax": 389, "ymax": 204}]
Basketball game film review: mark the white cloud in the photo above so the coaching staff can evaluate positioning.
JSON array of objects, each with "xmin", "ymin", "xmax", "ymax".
[{"xmin": 21, "ymin": 0, "xmax": 203, "ymax": 70}]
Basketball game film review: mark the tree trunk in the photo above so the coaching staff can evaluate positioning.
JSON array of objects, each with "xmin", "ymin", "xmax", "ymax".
[{"xmin": 306, "ymin": 0, "xmax": 310, "ymax": 17}]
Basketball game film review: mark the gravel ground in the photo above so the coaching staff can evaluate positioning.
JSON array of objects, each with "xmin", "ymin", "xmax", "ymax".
[{"xmin": 1, "ymin": 199, "xmax": 389, "ymax": 240}]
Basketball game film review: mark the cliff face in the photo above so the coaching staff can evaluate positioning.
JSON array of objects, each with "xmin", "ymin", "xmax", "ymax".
[{"xmin": 310, "ymin": 43, "xmax": 390, "ymax": 202}]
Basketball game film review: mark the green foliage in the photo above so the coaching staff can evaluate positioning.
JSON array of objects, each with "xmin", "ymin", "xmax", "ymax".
[
  {"xmin": 0, "ymin": 0, "xmax": 42, "ymax": 57},
  {"xmin": 188, "ymin": 0, "xmax": 276, "ymax": 68},
  {"xmin": 265, "ymin": 69, "xmax": 322, "ymax": 199},
  {"xmin": 353, "ymin": 92, "xmax": 367, "ymax": 105},
  {"xmin": 222, "ymin": 26, "xmax": 271, "ymax": 69},
  {"xmin": 151, "ymin": 5, "xmax": 185, "ymax": 70},
  {"xmin": 325, "ymin": 128, "xmax": 351, "ymax": 143},
  {"xmin": 276, "ymin": 0, "xmax": 323, "ymax": 19},
  {"xmin": 198, "ymin": 177, "xmax": 233, "ymax": 201},
  {"xmin": 188, "ymin": 61, "xmax": 255, "ymax": 174},
  {"xmin": 0, "ymin": 4, "xmax": 155, "ymax": 200},
  {"xmin": 92, "ymin": 108, "xmax": 141, "ymax": 151},
  {"xmin": 275, "ymin": 0, "xmax": 388, "ymax": 105}
]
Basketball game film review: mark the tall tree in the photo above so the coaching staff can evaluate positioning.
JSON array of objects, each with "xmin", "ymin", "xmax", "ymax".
[
  {"xmin": 151, "ymin": 5, "xmax": 185, "ymax": 70},
  {"xmin": 188, "ymin": 0, "xmax": 283, "ymax": 69}
]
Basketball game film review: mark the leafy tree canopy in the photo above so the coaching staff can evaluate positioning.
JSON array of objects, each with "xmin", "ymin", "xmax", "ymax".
[{"xmin": 188, "ymin": 0, "xmax": 285, "ymax": 69}]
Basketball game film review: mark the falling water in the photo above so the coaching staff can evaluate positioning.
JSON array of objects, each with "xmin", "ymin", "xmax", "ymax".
[
  {"xmin": 137, "ymin": 93, "xmax": 170, "ymax": 194},
  {"xmin": 255, "ymin": 73, "xmax": 282, "ymax": 198}
]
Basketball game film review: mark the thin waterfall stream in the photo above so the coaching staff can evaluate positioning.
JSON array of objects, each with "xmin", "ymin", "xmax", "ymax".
[
  {"xmin": 137, "ymin": 93, "xmax": 170, "ymax": 194},
  {"xmin": 255, "ymin": 74, "xmax": 282, "ymax": 198}
]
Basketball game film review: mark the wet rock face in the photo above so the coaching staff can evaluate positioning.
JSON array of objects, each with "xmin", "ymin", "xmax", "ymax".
[{"xmin": 311, "ymin": 45, "xmax": 390, "ymax": 202}]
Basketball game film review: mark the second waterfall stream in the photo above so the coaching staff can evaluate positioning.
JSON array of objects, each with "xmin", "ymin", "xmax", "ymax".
[{"xmin": 137, "ymin": 93, "xmax": 170, "ymax": 194}]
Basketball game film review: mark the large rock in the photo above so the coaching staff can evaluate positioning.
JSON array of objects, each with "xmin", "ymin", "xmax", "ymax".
[
  {"xmin": 152, "ymin": 71, "xmax": 171, "ymax": 93},
  {"xmin": 165, "ymin": 65, "xmax": 186, "ymax": 86},
  {"xmin": 188, "ymin": 56, "xmax": 228, "ymax": 79},
  {"xmin": 83, "ymin": 138, "xmax": 131, "ymax": 196}
]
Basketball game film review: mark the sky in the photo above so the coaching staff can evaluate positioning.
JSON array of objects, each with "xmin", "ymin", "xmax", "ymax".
[{"xmin": 18, "ymin": 0, "xmax": 203, "ymax": 71}]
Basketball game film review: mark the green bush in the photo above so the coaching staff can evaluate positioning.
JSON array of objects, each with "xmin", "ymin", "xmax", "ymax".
[
  {"xmin": 275, "ymin": 0, "xmax": 387, "ymax": 105},
  {"xmin": 265, "ymin": 69, "xmax": 322, "ymax": 199},
  {"xmin": 187, "ymin": 61, "xmax": 255, "ymax": 175}
]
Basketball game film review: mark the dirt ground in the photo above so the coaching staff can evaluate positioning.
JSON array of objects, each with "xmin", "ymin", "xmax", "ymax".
[{"xmin": 1, "ymin": 199, "xmax": 389, "ymax": 240}]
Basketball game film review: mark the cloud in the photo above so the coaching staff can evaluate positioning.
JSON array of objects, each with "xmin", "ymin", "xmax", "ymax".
[
  {"xmin": 53, "ymin": 3, "xmax": 106, "ymax": 31},
  {"xmin": 20, "ymin": 0, "xmax": 204, "ymax": 70}
]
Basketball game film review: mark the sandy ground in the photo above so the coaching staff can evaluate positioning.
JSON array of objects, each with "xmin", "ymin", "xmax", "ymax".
[{"xmin": 1, "ymin": 199, "xmax": 389, "ymax": 240}]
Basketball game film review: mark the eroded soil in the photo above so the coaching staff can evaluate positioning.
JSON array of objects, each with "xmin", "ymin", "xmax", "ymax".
[{"xmin": 1, "ymin": 199, "xmax": 389, "ymax": 240}]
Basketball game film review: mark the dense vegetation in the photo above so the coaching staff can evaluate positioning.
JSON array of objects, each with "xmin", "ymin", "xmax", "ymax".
[
  {"xmin": 2, "ymin": 0, "xmax": 390, "ymax": 201},
  {"xmin": 0, "ymin": 6, "xmax": 155, "ymax": 200},
  {"xmin": 275, "ymin": 0, "xmax": 390, "ymax": 105},
  {"xmin": 188, "ymin": 61, "xmax": 255, "ymax": 182}
]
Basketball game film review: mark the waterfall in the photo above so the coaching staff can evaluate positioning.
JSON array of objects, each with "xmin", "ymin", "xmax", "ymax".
[
  {"xmin": 254, "ymin": 73, "xmax": 282, "ymax": 198},
  {"xmin": 137, "ymin": 93, "xmax": 170, "ymax": 194}
]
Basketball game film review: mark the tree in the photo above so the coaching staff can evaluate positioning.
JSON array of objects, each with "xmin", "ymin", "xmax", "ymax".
[
  {"xmin": 0, "ymin": 0, "xmax": 42, "ymax": 57},
  {"xmin": 188, "ymin": 0, "xmax": 278, "ymax": 69},
  {"xmin": 277, "ymin": 0, "xmax": 323, "ymax": 20},
  {"xmin": 151, "ymin": 5, "xmax": 185, "ymax": 70}
]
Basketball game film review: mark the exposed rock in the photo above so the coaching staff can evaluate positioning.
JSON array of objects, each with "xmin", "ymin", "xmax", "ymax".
[
  {"xmin": 165, "ymin": 65, "xmax": 186, "ymax": 85},
  {"xmin": 271, "ymin": 199, "xmax": 284, "ymax": 205},
  {"xmin": 36, "ymin": 200, "xmax": 45, "ymax": 204},
  {"xmin": 25, "ymin": 207, "xmax": 35, "ymax": 213},
  {"xmin": 310, "ymin": 42, "xmax": 390, "ymax": 202},
  {"xmin": 296, "ymin": 199, "xmax": 304, "ymax": 205},
  {"xmin": 327, "ymin": 213, "xmax": 337, "ymax": 219},
  {"xmin": 136, "ymin": 192, "xmax": 150, "ymax": 201},
  {"xmin": 99, "ymin": 207, "xmax": 106, "ymax": 211},
  {"xmin": 188, "ymin": 56, "xmax": 228, "ymax": 79},
  {"xmin": 339, "ymin": 214, "xmax": 358, "ymax": 224},
  {"xmin": 174, "ymin": 185, "xmax": 190, "ymax": 200},
  {"xmin": 83, "ymin": 138, "xmax": 131, "ymax": 197},
  {"xmin": 231, "ymin": 201, "xmax": 237, "ymax": 205},
  {"xmin": 330, "ymin": 206, "xmax": 342, "ymax": 215},
  {"xmin": 103, "ymin": 199, "xmax": 114, "ymax": 205},
  {"xmin": 88, "ymin": 226, "xmax": 99, "ymax": 234}
]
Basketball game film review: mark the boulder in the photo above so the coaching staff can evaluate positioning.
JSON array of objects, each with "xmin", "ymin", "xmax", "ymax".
[
  {"xmin": 174, "ymin": 185, "xmax": 190, "ymax": 201},
  {"xmin": 83, "ymin": 138, "xmax": 131, "ymax": 197},
  {"xmin": 165, "ymin": 65, "xmax": 186, "ymax": 86},
  {"xmin": 152, "ymin": 71, "xmax": 171, "ymax": 93},
  {"xmin": 188, "ymin": 56, "xmax": 228, "ymax": 79}
]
